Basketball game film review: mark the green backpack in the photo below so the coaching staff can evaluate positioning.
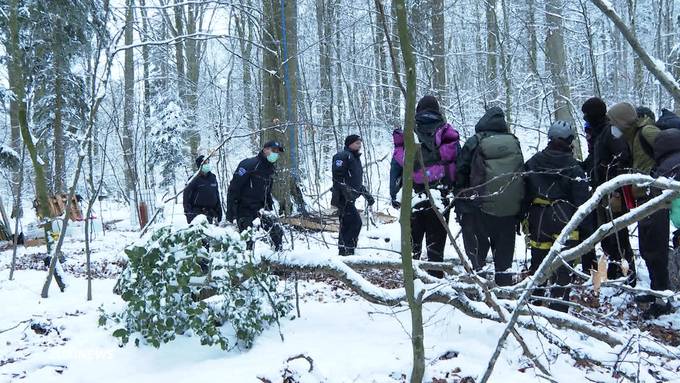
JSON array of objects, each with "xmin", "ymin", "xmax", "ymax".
[{"xmin": 469, "ymin": 132, "xmax": 525, "ymax": 217}]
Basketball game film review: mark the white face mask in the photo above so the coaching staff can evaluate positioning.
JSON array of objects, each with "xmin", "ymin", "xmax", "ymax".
[
  {"xmin": 201, "ymin": 163, "xmax": 212, "ymax": 173},
  {"xmin": 611, "ymin": 126, "xmax": 623, "ymax": 138}
]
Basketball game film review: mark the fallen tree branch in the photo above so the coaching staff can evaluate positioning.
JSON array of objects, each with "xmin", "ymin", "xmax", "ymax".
[{"xmin": 485, "ymin": 174, "xmax": 680, "ymax": 381}]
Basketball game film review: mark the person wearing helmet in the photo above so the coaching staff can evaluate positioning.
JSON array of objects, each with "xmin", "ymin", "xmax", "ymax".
[{"xmin": 523, "ymin": 120, "xmax": 590, "ymax": 312}]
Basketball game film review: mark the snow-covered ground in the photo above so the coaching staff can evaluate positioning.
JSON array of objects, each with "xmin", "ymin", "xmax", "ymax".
[{"xmin": 1, "ymin": 197, "xmax": 680, "ymax": 383}]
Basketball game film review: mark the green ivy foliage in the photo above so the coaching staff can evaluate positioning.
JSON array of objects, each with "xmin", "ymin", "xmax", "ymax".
[{"xmin": 100, "ymin": 217, "xmax": 292, "ymax": 350}]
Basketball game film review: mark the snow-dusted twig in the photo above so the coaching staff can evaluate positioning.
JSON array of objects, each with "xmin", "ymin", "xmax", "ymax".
[
  {"xmin": 483, "ymin": 174, "xmax": 680, "ymax": 381},
  {"xmin": 415, "ymin": 150, "xmax": 553, "ymax": 378}
]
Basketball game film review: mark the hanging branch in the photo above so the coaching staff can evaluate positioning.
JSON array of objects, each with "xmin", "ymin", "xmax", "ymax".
[
  {"xmin": 374, "ymin": 0, "xmax": 406, "ymax": 96},
  {"xmin": 590, "ymin": 0, "xmax": 680, "ymax": 104}
]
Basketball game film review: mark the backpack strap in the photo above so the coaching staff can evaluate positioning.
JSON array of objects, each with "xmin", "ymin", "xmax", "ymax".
[{"xmin": 636, "ymin": 127, "xmax": 655, "ymax": 160}]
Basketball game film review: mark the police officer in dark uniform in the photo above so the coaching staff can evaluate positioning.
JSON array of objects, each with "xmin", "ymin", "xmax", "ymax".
[
  {"xmin": 331, "ymin": 135, "xmax": 374, "ymax": 255},
  {"xmin": 183, "ymin": 155, "xmax": 223, "ymax": 224},
  {"xmin": 226, "ymin": 141, "xmax": 284, "ymax": 251}
]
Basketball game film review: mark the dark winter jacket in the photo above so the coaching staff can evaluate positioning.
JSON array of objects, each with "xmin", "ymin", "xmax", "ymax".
[
  {"xmin": 332, "ymin": 147, "xmax": 368, "ymax": 207},
  {"xmin": 654, "ymin": 129, "xmax": 680, "ymax": 229},
  {"xmin": 580, "ymin": 118, "xmax": 631, "ymax": 188},
  {"xmin": 656, "ymin": 109, "xmax": 680, "ymax": 131},
  {"xmin": 226, "ymin": 152, "xmax": 275, "ymax": 220},
  {"xmin": 654, "ymin": 128, "xmax": 680, "ymax": 179},
  {"xmin": 183, "ymin": 171, "xmax": 222, "ymax": 223},
  {"xmin": 524, "ymin": 140, "xmax": 591, "ymax": 244},
  {"xmin": 391, "ymin": 119, "xmax": 460, "ymax": 196},
  {"xmin": 455, "ymin": 107, "xmax": 510, "ymax": 192}
]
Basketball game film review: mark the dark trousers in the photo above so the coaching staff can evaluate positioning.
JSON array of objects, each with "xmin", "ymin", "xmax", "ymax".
[
  {"xmin": 338, "ymin": 201, "xmax": 362, "ymax": 255},
  {"xmin": 412, "ymin": 204, "xmax": 449, "ymax": 278},
  {"xmin": 238, "ymin": 213, "xmax": 284, "ymax": 251},
  {"xmin": 638, "ymin": 208, "xmax": 670, "ymax": 291},
  {"xmin": 585, "ymin": 207, "xmax": 636, "ymax": 283},
  {"xmin": 461, "ymin": 211, "xmax": 516, "ymax": 286},
  {"xmin": 530, "ymin": 248, "xmax": 571, "ymax": 313}
]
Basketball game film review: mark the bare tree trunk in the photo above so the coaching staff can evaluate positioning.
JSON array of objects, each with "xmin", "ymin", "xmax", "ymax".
[
  {"xmin": 497, "ymin": 0, "xmax": 512, "ymax": 124},
  {"xmin": 431, "ymin": 0, "xmax": 446, "ymax": 104},
  {"xmin": 316, "ymin": 0, "xmax": 335, "ymax": 148},
  {"xmin": 185, "ymin": 3, "xmax": 202, "ymax": 156},
  {"xmin": 8, "ymin": 0, "xmax": 62, "ymax": 291},
  {"xmin": 8, "ymin": 146, "xmax": 25, "ymax": 281},
  {"xmin": 545, "ymin": 0, "xmax": 573, "ymax": 123},
  {"xmin": 485, "ymin": 0, "xmax": 499, "ymax": 105},
  {"xmin": 370, "ymin": 0, "xmax": 386, "ymax": 126},
  {"xmin": 8, "ymin": 56, "xmax": 22, "ymax": 215},
  {"xmin": 262, "ymin": 0, "xmax": 302, "ymax": 214},
  {"xmin": 52, "ymin": 50, "xmax": 65, "ymax": 193},
  {"xmin": 139, "ymin": 0, "xmax": 152, "ymax": 189},
  {"xmin": 235, "ymin": 1, "xmax": 257, "ymax": 147},
  {"xmin": 527, "ymin": 0, "xmax": 538, "ymax": 77},
  {"xmin": 377, "ymin": 0, "xmax": 425, "ymax": 380},
  {"xmin": 579, "ymin": 0, "xmax": 602, "ymax": 97},
  {"xmin": 122, "ymin": 0, "xmax": 138, "ymax": 201},
  {"xmin": 335, "ymin": 0, "xmax": 347, "ymax": 134},
  {"xmin": 545, "ymin": 0, "xmax": 581, "ymax": 157},
  {"xmin": 626, "ymin": 0, "xmax": 643, "ymax": 102},
  {"xmin": 174, "ymin": 0, "xmax": 186, "ymax": 103}
]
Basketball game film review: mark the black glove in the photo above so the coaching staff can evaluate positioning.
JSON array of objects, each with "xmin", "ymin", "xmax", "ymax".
[
  {"xmin": 365, "ymin": 194, "xmax": 375, "ymax": 206},
  {"xmin": 391, "ymin": 199, "xmax": 401, "ymax": 209}
]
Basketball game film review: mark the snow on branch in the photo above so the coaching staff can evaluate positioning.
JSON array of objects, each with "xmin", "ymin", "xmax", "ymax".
[
  {"xmin": 591, "ymin": 0, "xmax": 680, "ymax": 102},
  {"xmin": 483, "ymin": 174, "xmax": 680, "ymax": 381}
]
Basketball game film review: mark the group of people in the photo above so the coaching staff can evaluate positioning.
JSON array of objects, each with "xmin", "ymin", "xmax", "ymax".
[
  {"xmin": 182, "ymin": 140, "xmax": 285, "ymax": 251},
  {"xmin": 182, "ymin": 94, "xmax": 680, "ymax": 316},
  {"xmin": 332, "ymin": 95, "xmax": 680, "ymax": 315}
]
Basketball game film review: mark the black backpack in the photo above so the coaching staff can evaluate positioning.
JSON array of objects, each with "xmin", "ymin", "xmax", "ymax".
[{"xmin": 656, "ymin": 109, "xmax": 680, "ymax": 131}]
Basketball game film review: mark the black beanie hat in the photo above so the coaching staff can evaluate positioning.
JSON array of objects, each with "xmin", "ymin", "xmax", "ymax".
[
  {"xmin": 416, "ymin": 95, "xmax": 440, "ymax": 113},
  {"xmin": 636, "ymin": 106, "xmax": 656, "ymax": 121},
  {"xmin": 195, "ymin": 155, "xmax": 205, "ymax": 169},
  {"xmin": 344, "ymin": 134, "xmax": 362, "ymax": 148},
  {"xmin": 581, "ymin": 97, "xmax": 607, "ymax": 123}
]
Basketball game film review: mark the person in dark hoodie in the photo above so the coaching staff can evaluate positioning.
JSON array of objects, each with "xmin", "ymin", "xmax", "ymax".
[
  {"xmin": 332, "ymin": 135, "xmax": 375, "ymax": 255},
  {"xmin": 226, "ymin": 141, "xmax": 285, "ymax": 251},
  {"xmin": 654, "ymin": 128, "xmax": 680, "ymax": 250},
  {"xmin": 455, "ymin": 106, "xmax": 524, "ymax": 286},
  {"xmin": 524, "ymin": 121, "xmax": 590, "ymax": 312},
  {"xmin": 654, "ymin": 108, "xmax": 680, "ymax": 250},
  {"xmin": 656, "ymin": 108, "xmax": 680, "ymax": 131},
  {"xmin": 580, "ymin": 97, "xmax": 635, "ymax": 284},
  {"xmin": 390, "ymin": 96, "xmax": 460, "ymax": 277},
  {"xmin": 608, "ymin": 102, "xmax": 669, "ymax": 298},
  {"xmin": 184, "ymin": 155, "xmax": 223, "ymax": 224}
]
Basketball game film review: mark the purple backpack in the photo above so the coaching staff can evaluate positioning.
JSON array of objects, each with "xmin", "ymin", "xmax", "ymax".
[{"xmin": 393, "ymin": 123, "xmax": 460, "ymax": 184}]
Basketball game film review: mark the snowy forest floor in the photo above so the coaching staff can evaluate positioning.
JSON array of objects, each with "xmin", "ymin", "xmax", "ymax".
[{"xmin": 1, "ymin": 202, "xmax": 680, "ymax": 383}]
